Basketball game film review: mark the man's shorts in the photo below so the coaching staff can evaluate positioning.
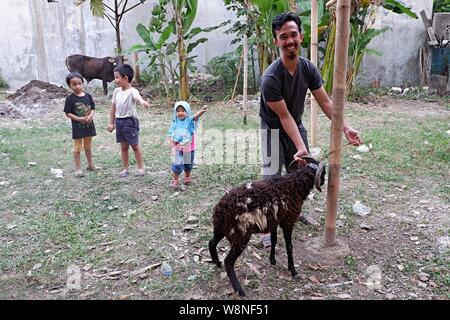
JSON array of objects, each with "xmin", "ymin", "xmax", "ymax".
[
  {"xmin": 116, "ymin": 117, "xmax": 139, "ymax": 145},
  {"xmin": 260, "ymin": 119, "xmax": 309, "ymax": 179},
  {"xmin": 73, "ymin": 136, "xmax": 93, "ymax": 152}
]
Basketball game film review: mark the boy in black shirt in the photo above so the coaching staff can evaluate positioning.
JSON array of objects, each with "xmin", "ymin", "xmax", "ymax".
[{"xmin": 64, "ymin": 72, "xmax": 99, "ymax": 177}]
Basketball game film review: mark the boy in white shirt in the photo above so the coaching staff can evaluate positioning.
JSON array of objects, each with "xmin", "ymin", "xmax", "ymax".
[{"xmin": 107, "ymin": 64, "xmax": 150, "ymax": 177}]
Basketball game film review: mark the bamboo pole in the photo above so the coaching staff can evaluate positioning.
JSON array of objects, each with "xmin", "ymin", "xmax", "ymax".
[
  {"xmin": 310, "ymin": 0, "xmax": 319, "ymax": 147},
  {"xmin": 243, "ymin": 34, "xmax": 248, "ymax": 125},
  {"xmin": 324, "ymin": 0, "xmax": 351, "ymax": 247}
]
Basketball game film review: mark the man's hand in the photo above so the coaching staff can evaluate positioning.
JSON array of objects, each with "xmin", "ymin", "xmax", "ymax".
[
  {"xmin": 343, "ymin": 126, "xmax": 362, "ymax": 146},
  {"xmin": 293, "ymin": 148, "xmax": 309, "ymax": 166},
  {"xmin": 107, "ymin": 123, "xmax": 115, "ymax": 132}
]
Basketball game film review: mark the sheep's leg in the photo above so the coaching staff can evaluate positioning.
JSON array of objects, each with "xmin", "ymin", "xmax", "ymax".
[
  {"xmin": 269, "ymin": 229, "xmax": 277, "ymax": 265},
  {"xmin": 209, "ymin": 229, "xmax": 224, "ymax": 268},
  {"xmin": 282, "ymin": 225, "xmax": 299, "ymax": 279},
  {"xmin": 225, "ymin": 241, "xmax": 249, "ymax": 297}
]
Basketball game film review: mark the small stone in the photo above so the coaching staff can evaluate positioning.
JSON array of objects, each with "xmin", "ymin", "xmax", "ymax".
[
  {"xmin": 410, "ymin": 236, "xmax": 419, "ymax": 241},
  {"xmin": 187, "ymin": 215, "xmax": 199, "ymax": 224},
  {"xmin": 308, "ymin": 276, "xmax": 321, "ymax": 284},
  {"xmin": 418, "ymin": 281, "xmax": 427, "ymax": 288},
  {"xmin": 82, "ymin": 264, "xmax": 91, "ymax": 271},
  {"xmin": 397, "ymin": 264, "xmax": 405, "ymax": 271},
  {"xmin": 32, "ymin": 263, "xmax": 42, "ymax": 270},
  {"xmin": 336, "ymin": 293, "xmax": 351, "ymax": 299},
  {"xmin": 28, "ymin": 162, "xmax": 37, "ymax": 166},
  {"xmin": 385, "ymin": 293, "xmax": 397, "ymax": 300},
  {"xmin": 108, "ymin": 205, "xmax": 118, "ymax": 211},
  {"xmin": 360, "ymin": 223, "xmax": 372, "ymax": 231},
  {"xmin": 151, "ymin": 196, "xmax": 158, "ymax": 201},
  {"xmin": 429, "ymin": 281, "xmax": 438, "ymax": 288},
  {"xmin": 139, "ymin": 274, "xmax": 148, "ymax": 280},
  {"xmin": 6, "ymin": 224, "xmax": 17, "ymax": 230},
  {"xmin": 419, "ymin": 276, "xmax": 429, "ymax": 282}
]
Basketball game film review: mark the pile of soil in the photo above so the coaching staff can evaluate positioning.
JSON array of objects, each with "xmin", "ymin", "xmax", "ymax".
[{"xmin": 0, "ymin": 80, "xmax": 68, "ymax": 119}]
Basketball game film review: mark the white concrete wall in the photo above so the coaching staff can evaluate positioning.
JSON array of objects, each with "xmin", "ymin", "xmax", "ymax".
[
  {"xmin": 0, "ymin": 0, "xmax": 433, "ymax": 90},
  {"xmin": 357, "ymin": 0, "xmax": 433, "ymax": 87},
  {"xmin": 0, "ymin": 0, "xmax": 237, "ymax": 90}
]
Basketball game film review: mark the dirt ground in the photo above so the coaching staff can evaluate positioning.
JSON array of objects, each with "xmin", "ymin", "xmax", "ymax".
[
  {"xmin": 0, "ymin": 86, "xmax": 448, "ymax": 300},
  {"xmin": 0, "ymin": 80, "xmax": 68, "ymax": 119}
]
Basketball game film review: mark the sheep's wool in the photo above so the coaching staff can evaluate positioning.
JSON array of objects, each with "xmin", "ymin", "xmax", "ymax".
[{"xmin": 237, "ymin": 209, "xmax": 267, "ymax": 234}]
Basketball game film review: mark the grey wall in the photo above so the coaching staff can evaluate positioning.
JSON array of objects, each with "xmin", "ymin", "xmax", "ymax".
[
  {"xmin": 0, "ymin": 0, "xmax": 236, "ymax": 90},
  {"xmin": 0, "ymin": 0, "xmax": 432, "ymax": 90},
  {"xmin": 357, "ymin": 0, "xmax": 433, "ymax": 87}
]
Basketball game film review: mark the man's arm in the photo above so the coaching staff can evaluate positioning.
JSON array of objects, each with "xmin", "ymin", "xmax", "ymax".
[
  {"xmin": 267, "ymin": 100, "xmax": 309, "ymax": 159},
  {"xmin": 311, "ymin": 86, "xmax": 362, "ymax": 146}
]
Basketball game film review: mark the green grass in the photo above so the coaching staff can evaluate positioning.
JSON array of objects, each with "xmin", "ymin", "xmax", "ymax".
[{"xmin": 0, "ymin": 92, "xmax": 449, "ymax": 299}]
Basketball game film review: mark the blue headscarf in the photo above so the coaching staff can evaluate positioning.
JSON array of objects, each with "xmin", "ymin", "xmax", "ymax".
[{"xmin": 167, "ymin": 101, "xmax": 196, "ymax": 145}]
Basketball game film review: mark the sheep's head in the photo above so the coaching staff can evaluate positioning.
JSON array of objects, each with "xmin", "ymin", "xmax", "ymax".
[{"xmin": 288, "ymin": 156, "xmax": 326, "ymax": 192}]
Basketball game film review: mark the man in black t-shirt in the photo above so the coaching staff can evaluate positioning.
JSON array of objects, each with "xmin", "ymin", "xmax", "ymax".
[{"xmin": 259, "ymin": 13, "xmax": 362, "ymax": 240}]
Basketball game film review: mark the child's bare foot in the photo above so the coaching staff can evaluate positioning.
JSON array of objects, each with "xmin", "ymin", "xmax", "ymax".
[
  {"xmin": 74, "ymin": 169, "xmax": 85, "ymax": 178},
  {"xmin": 169, "ymin": 179, "xmax": 179, "ymax": 190},
  {"xmin": 86, "ymin": 166, "xmax": 101, "ymax": 172},
  {"xmin": 135, "ymin": 168, "xmax": 145, "ymax": 176},
  {"xmin": 118, "ymin": 169, "xmax": 129, "ymax": 178},
  {"xmin": 184, "ymin": 176, "xmax": 192, "ymax": 185}
]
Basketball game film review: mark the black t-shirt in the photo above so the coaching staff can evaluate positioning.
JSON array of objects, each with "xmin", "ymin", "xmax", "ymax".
[
  {"xmin": 64, "ymin": 93, "xmax": 97, "ymax": 139},
  {"xmin": 259, "ymin": 57, "xmax": 323, "ymax": 131}
]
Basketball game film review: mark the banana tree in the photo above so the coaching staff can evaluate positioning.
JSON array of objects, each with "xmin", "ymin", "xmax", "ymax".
[
  {"xmin": 75, "ymin": 0, "xmax": 147, "ymax": 60},
  {"xmin": 126, "ymin": 0, "xmax": 176, "ymax": 102},
  {"xmin": 321, "ymin": 0, "xmax": 418, "ymax": 96},
  {"xmin": 170, "ymin": 0, "xmax": 227, "ymax": 100}
]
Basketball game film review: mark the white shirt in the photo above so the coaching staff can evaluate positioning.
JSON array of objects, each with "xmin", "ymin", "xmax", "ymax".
[{"xmin": 111, "ymin": 87, "xmax": 141, "ymax": 119}]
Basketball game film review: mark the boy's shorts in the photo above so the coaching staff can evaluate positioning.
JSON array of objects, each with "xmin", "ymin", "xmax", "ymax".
[
  {"xmin": 116, "ymin": 117, "xmax": 139, "ymax": 145},
  {"xmin": 73, "ymin": 136, "xmax": 93, "ymax": 152}
]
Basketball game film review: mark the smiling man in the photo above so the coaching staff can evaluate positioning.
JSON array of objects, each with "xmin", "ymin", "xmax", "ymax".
[{"xmin": 259, "ymin": 13, "xmax": 362, "ymax": 242}]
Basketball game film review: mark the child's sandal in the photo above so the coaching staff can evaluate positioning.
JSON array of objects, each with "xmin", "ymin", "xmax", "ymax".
[
  {"xmin": 169, "ymin": 179, "xmax": 179, "ymax": 190},
  {"xmin": 184, "ymin": 177, "xmax": 192, "ymax": 185}
]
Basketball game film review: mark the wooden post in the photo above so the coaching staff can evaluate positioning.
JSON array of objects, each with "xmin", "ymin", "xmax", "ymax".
[
  {"xmin": 243, "ymin": 34, "xmax": 248, "ymax": 125},
  {"xmin": 310, "ymin": 0, "xmax": 319, "ymax": 147},
  {"xmin": 324, "ymin": 0, "xmax": 351, "ymax": 247}
]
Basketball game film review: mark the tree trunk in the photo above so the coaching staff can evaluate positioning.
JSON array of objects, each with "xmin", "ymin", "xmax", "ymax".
[
  {"xmin": 243, "ymin": 34, "xmax": 248, "ymax": 125},
  {"xmin": 288, "ymin": 0, "xmax": 297, "ymax": 12},
  {"xmin": 174, "ymin": 4, "xmax": 189, "ymax": 100},
  {"xmin": 324, "ymin": 0, "xmax": 351, "ymax": 247},
  {"xmin": 256, "ymin": 25, "xmax": 267, "ymax": 75},
  {"xmin": 310, "ymin": 0, "xmax": 319, "ymax": 148},
  {"xmin": 321, "ymin": 11, "xmax": 336, "ymax": 93},
  {"xmin": 114, "ymin": 0, "xmax": 123, "ymax": 63}
]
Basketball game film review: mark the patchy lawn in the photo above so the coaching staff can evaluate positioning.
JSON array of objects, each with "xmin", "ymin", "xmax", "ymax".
[{"xmin": 0, "ymin": 89, "xmax": 449, "ymax": 300}]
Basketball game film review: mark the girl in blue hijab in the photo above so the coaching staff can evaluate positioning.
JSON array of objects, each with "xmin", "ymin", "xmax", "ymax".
[{"xmin": 167, "ymin": 101, "xmax": 207, "ymax": 189}]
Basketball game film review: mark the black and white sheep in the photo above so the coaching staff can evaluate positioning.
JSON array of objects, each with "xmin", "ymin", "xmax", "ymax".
[{"xmin": 209, "ymin": 157, "xmax": 325, "ymax": 297}]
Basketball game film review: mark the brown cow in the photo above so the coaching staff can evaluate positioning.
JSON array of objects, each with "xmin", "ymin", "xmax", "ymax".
[{"xmin": 65, "ymin": 54, "xmax": 119, "ymax": 95}]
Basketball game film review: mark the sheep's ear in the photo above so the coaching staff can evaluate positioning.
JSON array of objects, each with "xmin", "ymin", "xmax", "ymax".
[
  {"xmin": 287, "ymin": 159, "xmax": 304, "ymax": 172},
  {"xmin": 314, "ymin": 162, "xmax": 325, "ymax": 192}
]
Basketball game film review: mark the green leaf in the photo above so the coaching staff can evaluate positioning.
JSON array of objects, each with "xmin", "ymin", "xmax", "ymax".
[
  {"xmin": 363, "ymin": 48, "xmax": 384, "ymax": 56},
  {"xmin": 156, "ymin": 24, "xmax": 173, "ymax": 49},
  {"xmin": 182, "ymin": 0, "xmax": 198, "ymax": 33},
  {"xmin": 187, "ymin": 37, "xmax": 208, "ymax": 53},
  {"xmin": 382, "ymin": 0, "xmax": 418, "ymax": 19},
  {"xmin": 136, "ymin": 23, "xmax": 155, "ymax": 48}
]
